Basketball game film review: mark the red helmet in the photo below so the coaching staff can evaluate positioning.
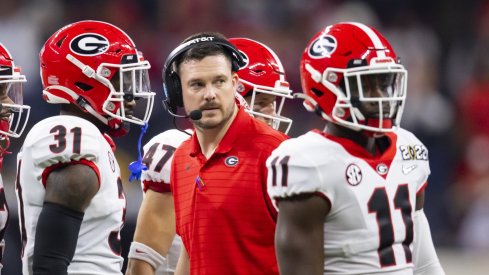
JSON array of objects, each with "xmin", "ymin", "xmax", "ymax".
[
  {"xmin": 0, "ymin": 43, "xmax": 30, "ymax": 138},
  {"xmin": 300, "ymin": 22, "xmax": 407, "ymax": 133},
  {"xmin": 229, "ymin": 38, "xmax": 293, "ymax": 134},
  {"xmin": 40, "ymin": 20, "xmax": 155, "ymax": 136}
]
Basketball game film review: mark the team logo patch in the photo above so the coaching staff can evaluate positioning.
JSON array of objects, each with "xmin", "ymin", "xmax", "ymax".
[
  {"xmin": 238, "ymin": 50, "xmax": 249, "ymax": 69},
  {"xmin": 345, "ymin": 163, "xmax": 362, "ymax": 186},
  {"xmin": 108, "ymin": 151, "xmax": 116, "ymax": 172},
  {"xmin": 70, "ymin": 33, "xmax": 109, "ymax": 56},
  {"xmin": 309, "ymin": 35, "xmax": 337, "ymax": 58},
  {"xmin": 376, "ymin": 163, "xmax": 389, "ymax": 175},
  {"xmin": 224, "ymin": 156, "xmax": 239, "ymax": 167}
]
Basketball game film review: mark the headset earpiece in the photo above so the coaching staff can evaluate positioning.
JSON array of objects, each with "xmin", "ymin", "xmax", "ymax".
[{"xmin": 163, "ymin": 70, "xmax": 183, "ymax": 114}]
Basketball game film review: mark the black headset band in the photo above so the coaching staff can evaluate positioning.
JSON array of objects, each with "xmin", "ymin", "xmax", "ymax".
[{"xmin": 163, "ymin": 36, "xmax": 245, "ymax": 74}]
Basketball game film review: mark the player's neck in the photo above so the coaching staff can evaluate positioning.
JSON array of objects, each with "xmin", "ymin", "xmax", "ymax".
[
  {"xmin": 195, "ymin": 105, "xmax": 238, "ymax": 159},
  {"xmin": 325, "ymin": 123, "xmax": 381, "ymax": 156},
  {"xmin": 60, "ymin": 105, "xmax": 107, "ymax": 131}
]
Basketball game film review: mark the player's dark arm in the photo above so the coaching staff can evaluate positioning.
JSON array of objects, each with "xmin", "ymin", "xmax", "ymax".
[
  {"xmin": 275, "ymin": 193, "xmax": 330, "ymax": 275},
  {"xmin": 415, "ymin": 189, "xmax": 425, "ymax": 211},
  {"xmin": 33, "ymin": 164, "xmax": 99, "ymax": 275}
]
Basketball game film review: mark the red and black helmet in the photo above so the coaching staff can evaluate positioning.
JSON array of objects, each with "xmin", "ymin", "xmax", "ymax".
[
  {"xmin": 0, "ymin": 42, "xmax": 30, "ymax": 138},
  {"xmin": 300, "ymin": 22, "xmax": 407, "ymax": 133},
  {"xmin": 40, "ymin": 20, "xmax": 155, "ymax": 136},
  {"xmin": 229, "ymin": 37, "xmax": 293, "ymax": 133}
]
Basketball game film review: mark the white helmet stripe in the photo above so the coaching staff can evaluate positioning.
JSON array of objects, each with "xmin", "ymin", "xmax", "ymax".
[{"xmin": 347, "ymin": 22, "xmax": 387, "ymax": 58}]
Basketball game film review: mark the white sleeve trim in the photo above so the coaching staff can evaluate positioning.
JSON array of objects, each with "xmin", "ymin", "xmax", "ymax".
[{"xmin": 128, "ymin": 241, "xmax": 167, "ymax": 269}]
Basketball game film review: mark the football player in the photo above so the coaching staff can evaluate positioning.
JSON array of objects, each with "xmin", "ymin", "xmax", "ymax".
[
  {"xmin": 126, "ymin": 37, "xmax": 293, "ymax": 275},
  {"xmin": 15, "ymin": 20, "xmax": 154, "ymax": 274},
  {"xmin": 230, "ymin": 37, "xmax": 293, "ymax": 134},
  {"xmin": 0, "ymin": 42, "xmax": 30, "ymax": 274},
  {"xmin": 267, "ymin": 22, "xmax": 445, "ymax": 275}
]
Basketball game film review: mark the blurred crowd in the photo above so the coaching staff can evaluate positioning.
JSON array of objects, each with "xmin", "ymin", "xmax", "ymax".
[{"xmin": 1, "ymin": 0, "xmax": 489, "ymax": 272}]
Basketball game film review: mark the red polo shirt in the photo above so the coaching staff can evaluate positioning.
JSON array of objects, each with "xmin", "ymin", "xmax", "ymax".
[{"xmin": 171, "ymin": 106, "xmax": 287, "ymax": 274}]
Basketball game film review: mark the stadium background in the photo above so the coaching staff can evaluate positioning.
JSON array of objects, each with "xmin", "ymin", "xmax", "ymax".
[{"xmin": 1, "ymin": 0, "xmax": 489, "ymax": 274}]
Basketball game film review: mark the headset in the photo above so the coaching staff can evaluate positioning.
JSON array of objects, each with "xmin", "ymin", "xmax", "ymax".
[{"xmin": 163, "ymin": 35, "xmax": 246, "ymax": 115}]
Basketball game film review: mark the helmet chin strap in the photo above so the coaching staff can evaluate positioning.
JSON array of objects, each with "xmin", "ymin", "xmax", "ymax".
[
  {"xmin": 65, "ymin": 54, "xmax": 125, "ymax": 131},
  {"xmin": 0, "ymin": 135, "xmax": 10, "ymax": 169}
]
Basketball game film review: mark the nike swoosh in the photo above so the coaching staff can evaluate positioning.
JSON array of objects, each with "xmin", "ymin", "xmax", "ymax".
[
  {"xmin": 135, "ymin": 249, "xmax": 147, "ymax": 254},
  {"xmin": 402, "ymin": 164, "xmax": 417, "ymax": 175}
]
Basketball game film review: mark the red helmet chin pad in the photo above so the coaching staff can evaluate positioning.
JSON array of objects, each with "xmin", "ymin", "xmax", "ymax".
[
  {"xmin": 360, "ymin": 118, "xmax": 393, "ymax": 136},
  {"xmin": 107, "ymin": 118, "xmax": 123, "ymax": 130},
  {"xmin": 107, "ymin": 127, "xmax": 128, "ymax": 138},
  {"xmin": 106, "ymin": 119, "xmax": 129, "ymax": 137},
  {"xmin": 0, "ymin": 120, "xmax": 9, "ymax": 135}
]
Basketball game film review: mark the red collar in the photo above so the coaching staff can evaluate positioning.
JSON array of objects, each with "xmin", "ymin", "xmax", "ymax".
[
  {"xmin": 189, "ymin": 105, "xmax": 250, "ymax": 157},
  {"xmin": 312, "ymin": 129, "xmax": 397, "ymax": 162}
]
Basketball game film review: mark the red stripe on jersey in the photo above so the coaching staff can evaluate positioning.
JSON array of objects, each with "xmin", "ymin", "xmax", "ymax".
[
  {"xmin": 313, "ymin": 129, "xmax": 398, "ymax": 179},
  {"xmin": 142, "ymin": 180, "xmax": 171, "ymax": 193},
  {"xmin": 103, "ymin": 133, "xmax": 116, "ymax": 152},
  {"xmin": 41, "ymin": 159, "xmax": 101, "ymax": 189}
]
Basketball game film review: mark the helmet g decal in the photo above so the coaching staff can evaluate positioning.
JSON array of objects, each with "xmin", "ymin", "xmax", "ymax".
[
  {"xmin": 70, "ymin": 33, "xmax": 109, "ymax": 56},
  {"xmin": 237, "ymin": 50, "xmax": 249, "ymax": 69},
  {"xmin": 308, "ymin": 35, "xmax": 336, "ymax": 59}
]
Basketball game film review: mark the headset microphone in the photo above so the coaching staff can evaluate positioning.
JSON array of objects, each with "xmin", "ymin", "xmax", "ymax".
[
  {"xmin": 171, "ymin": 109, "xmax": 202, "ymax": 137},
  {"xmin": 188, "ymin": 110, "xmax": 203, "ymax": 120}
]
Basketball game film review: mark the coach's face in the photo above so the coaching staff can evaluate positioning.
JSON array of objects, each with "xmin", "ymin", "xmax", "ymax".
[{"xmin": 179, "ymin": 54, "xmax": 238, "ymax": 130}]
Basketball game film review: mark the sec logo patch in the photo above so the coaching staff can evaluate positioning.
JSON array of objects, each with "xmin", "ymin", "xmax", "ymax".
[{"xmin": 345, "ymin": 163, "xmax": 362, "ymax": 186}]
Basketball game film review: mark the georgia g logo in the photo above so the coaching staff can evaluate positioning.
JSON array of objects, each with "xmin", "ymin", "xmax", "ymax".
[
  {"xmin": 308, "ymin": 35, "xmax": 337, "ymax": 59},
  {"xmin": 70, "ymin": 33, "xmax": 109, "ymax": 56},
  {"xmin": 238, "ymin": 50, "xmax": 249, "ymax": 69},
  {"xmin": 224, "ymin": 156, "xmax": 239, "ymax": 167}
]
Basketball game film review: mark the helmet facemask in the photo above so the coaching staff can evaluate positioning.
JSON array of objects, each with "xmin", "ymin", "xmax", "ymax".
[
  {"xmin": 304, "ymin": 59, "xmax": 407, "ymax": 133},
  {"xmin": 0, "ymin": 68, "xmax": 30, "ymax": 138},
  {"xmin": 101, "ymin": 59, "xmax": 154, "ymax": 126},
  {"xmin": 336, "ymin": 61, "xmax": 407, "ymax": 132},
  {"xmin": 241, "ymin": 78, "xmax": 293, "ymax": 134},
  {"xmin": 65, "ymin": 53, "xmax": 155, "ymax": 130}
]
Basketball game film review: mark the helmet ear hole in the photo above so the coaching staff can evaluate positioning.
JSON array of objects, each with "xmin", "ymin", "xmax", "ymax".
[
  {"xmin": 75, "ymin": 82, "xmax": 93, "ymax": 91},
  {"xmin": 311, "ymin": 88, "xmax": 324, "ymax": 97}
]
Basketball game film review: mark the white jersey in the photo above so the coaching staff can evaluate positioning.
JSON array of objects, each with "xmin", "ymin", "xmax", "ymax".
[
  {"xmin": 141, "ymin": 129, "xmax": 190, "ymax": 274},
  {"xmin": 0, "ymin": 174, "xmax": 7, "ymax": 273},
  {"xmin": 16, "ymin": 115, "xmax": 125, "ymax": 275},
  {"xmin": 267, "ymin": 128, "xmax": 430, "ymax": 275}
]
